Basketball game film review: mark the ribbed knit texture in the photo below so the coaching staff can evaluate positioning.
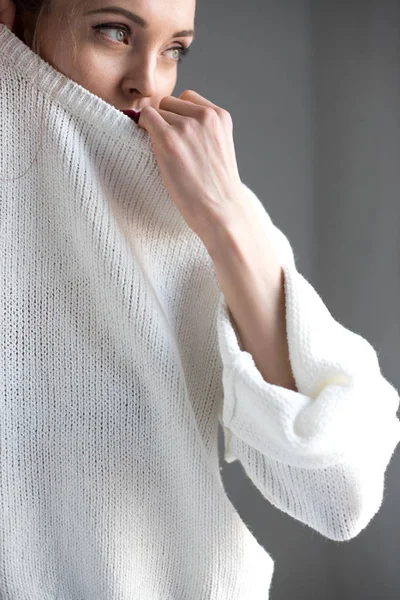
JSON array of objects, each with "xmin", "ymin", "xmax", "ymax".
[{"xmin": 1, "ymin": 24, "xmax": 400, "ymax": 600}]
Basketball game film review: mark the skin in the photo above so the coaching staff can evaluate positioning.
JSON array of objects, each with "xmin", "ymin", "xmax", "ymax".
[
  {"xmin": 15, "ymin": 0, "xmax": 196, "ymax": 111},
  {"xmin": 0, "ymin": 0, "xmax": 16, "ymax": 30}
]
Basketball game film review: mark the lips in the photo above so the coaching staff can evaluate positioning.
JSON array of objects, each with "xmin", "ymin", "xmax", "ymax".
[{"xmin": 120, "ymin": 109, "xmax": 141, "ymax": 124}]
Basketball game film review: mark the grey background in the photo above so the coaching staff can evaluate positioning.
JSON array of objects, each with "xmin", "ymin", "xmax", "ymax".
[{"xmin": 175, "ymin": 1, "xmax": 400, "ymax": 598}]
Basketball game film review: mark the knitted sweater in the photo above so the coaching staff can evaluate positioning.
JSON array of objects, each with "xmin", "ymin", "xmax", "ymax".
[{"xmin": 0, "ymin": 24, "xmax": 399, "ymax": 600}]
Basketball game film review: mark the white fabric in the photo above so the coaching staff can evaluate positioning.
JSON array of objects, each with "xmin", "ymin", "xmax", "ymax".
[{"xmin": 1, "ymin": 24, "xmax": 399, "ymax": 600}]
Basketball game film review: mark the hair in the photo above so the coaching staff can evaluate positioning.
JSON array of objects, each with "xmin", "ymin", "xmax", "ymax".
[
  {"xmin": 0, "ymin": 0, "xmax": 89, "ymax": 182},
  {"xmin": 13, "ymin": 0, "xmax": 55, "ymax": 55},
  {"xmin": 13, "ymin": 0, "xmax": 89, "ymax": 62}
]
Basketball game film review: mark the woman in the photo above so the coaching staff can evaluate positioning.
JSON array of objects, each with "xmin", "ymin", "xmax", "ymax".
[{"xmin": 0, "ymin": 1, "xmax": 399, "ymax": 599}]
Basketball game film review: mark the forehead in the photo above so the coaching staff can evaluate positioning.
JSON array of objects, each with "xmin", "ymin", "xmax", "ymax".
[{"xmin": 70, "ymin": 0, "xmax": 196, "ymax": 20}]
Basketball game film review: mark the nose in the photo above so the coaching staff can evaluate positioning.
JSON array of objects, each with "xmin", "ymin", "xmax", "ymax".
[{"xmin": 121, "ymin": 53, "xmax": 158, "ymax": 100}]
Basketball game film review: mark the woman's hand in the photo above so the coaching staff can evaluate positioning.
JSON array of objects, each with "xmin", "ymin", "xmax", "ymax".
[
  {"xmin": 0, "ymin": 0, "xmax": 16, "ymax": 30},
  {"xmin": 137, "ymin": 90, "xmax": 246, "ymax": 249}
]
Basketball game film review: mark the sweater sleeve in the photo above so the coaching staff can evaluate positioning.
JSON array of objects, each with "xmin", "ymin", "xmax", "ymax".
[{"xmin": 216, "ymin": 182, "xmax": 400, "ymax": 542}]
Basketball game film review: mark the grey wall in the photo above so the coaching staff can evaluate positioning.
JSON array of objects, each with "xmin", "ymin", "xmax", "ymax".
[{"xmin": 175, "ymin": 1, "xmax": 400, "ymax": 598}]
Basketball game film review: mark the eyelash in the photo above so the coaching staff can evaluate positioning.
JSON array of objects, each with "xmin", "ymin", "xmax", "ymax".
[{"xmin": 92, "ymin": 23, "xmax": 192, "ymax": 63}]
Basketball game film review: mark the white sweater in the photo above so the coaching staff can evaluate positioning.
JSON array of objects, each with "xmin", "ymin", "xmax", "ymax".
[{"xmin": 1, "ymin": 24, "xmax": 399, "ymax": 600}]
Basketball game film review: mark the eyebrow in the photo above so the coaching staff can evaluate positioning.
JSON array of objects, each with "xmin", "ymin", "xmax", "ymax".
[{"xmin": 85, "ymin": 6, "xmax": 196, "ymax": 39}]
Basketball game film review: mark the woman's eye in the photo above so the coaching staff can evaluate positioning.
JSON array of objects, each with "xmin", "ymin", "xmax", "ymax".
[
  {"xmin": 92, "ymin": 23, "xmax": 191, "ymax": 63},
  {"xmin": 92, "ymin": 24, "xmax": 131, "ymax": 44},
  {"xmin": 165, "ymin": 47, "xmax": 187, "ymax": 62}
]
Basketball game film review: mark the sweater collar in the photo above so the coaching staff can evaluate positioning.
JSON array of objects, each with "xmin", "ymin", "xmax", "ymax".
[{"xmin": 0, "ymin": 24, "xmax": 153, "ymax": 156}]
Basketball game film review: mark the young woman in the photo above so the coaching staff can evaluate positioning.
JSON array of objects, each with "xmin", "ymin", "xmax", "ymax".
[{"xmin": 0, "ymin": 1, "xmax": 399, "ymax": 599}]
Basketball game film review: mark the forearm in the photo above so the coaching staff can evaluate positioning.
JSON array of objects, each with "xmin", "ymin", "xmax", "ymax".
[{"xmin": 205, "ymin": 209, "xmax": 298, "ymax": 392}]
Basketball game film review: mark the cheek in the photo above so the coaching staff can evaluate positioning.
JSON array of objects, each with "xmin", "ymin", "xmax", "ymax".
[
  {"xmin": 34, "ymin": 28, "xmax": 77, "ymax": 78},
  {"xmin": 71, "ymin": 54, "xmax": 121, "ymax": 98},
  {"xmin": 42, "ymin": 42, "xmax": 118, "ymax": 101}
]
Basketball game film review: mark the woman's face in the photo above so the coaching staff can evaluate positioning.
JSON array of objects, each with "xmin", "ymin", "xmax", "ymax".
[{"xmin": 22, "ymin": 0, "xmax": 196, "ymax": 111}]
